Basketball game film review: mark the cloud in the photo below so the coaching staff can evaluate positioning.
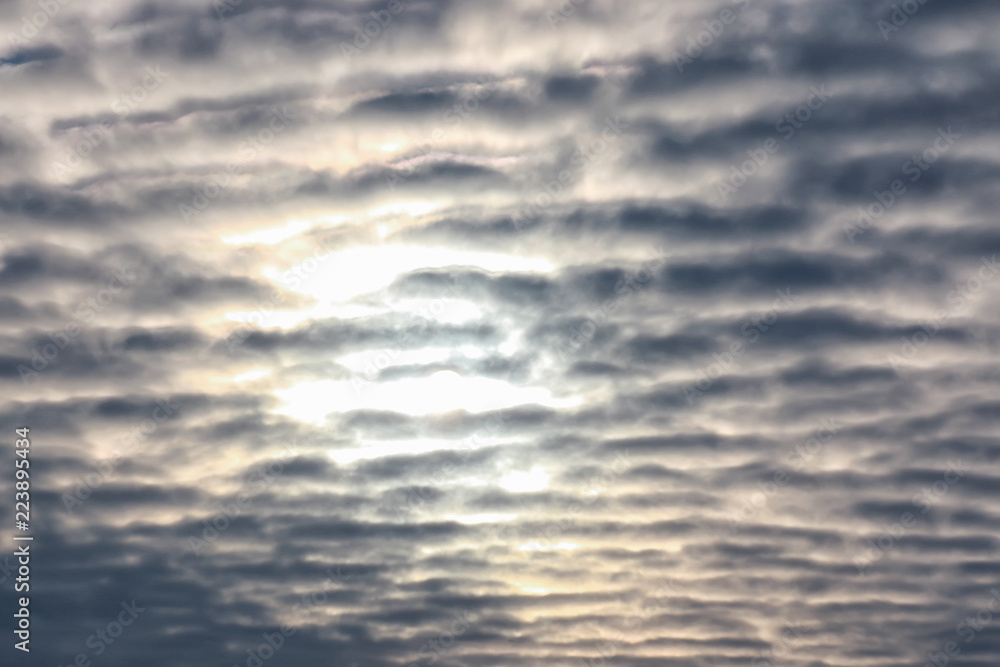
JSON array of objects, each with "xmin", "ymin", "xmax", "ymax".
[{"xmin": 3, "ymin": 0, "xmax": 1000, "ymax": 666}]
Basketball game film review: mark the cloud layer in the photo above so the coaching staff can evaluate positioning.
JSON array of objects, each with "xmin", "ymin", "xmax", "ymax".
[{"xmin": 2, "ymin": 1, "xmax": 1000, "ymax": 666}]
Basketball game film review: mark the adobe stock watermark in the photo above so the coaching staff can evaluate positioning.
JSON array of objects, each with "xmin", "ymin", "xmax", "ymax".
[
  {"xmin": 682, "ymin": 288, "xmax": 798, "ymax": 404},
  {"xmin": 510, "ymin": 115, "xmax": 628, "ymax": 232},
  {"xmin": 189, "ymin": 443, "xmax": 299, "ymax": 555},
  {"xmin": 225, "ymin": 237, "xmax": 339, "ymax": 352},
  {"xmin": 18, "ymin": 264, "xmax": 137, "ymax": 384},
  {"xmin": 339, "ymin": 0, "xmax": 416, "ymax": 60},
  {"xmin": 52, "ymin": 65, "xmax": 170, "ymax": 181},
  {"xmin": 751, "ymin": 620, "xmax": 808, "ymax": 667},
  {"xmin": 214, "ymin": 0, "xmax": 243, "ymax": 19},
  {"xmin": 491, "ymin": 450, "xmax": 631, "ymax": 550},
  {"xmin": 930, "ymin": 588, "xmax": 1000, "ymax": 667},
  {"xmin": 728, "ymin": 418, "xmax": 841, "ymax": 534},
  {"xmin": 887, "ymin": 256, "xmax": 999, "ymax": 373},
  {"xmin": 232, "ymin": 626, "xmax": 296, "ymax": 667},
  {"xmin": 383, "ymin": 410, "xmax": 508, "ymax": 521},
  {"xmin": 405, "ymin": 611, "xmax": 476, "ymax": 666},
  {"xmin": 877, "ymin": 0, "xmax": 932, "ymax": 40},
  {"xmin": 384, "ymin": 75, "xmax": 499, "ymax": 191},
  {"xmin": 61, "ymin": 397, "xmax": 179, "ymax": 513},
  {"xmin": 853, "ymin": 458, "xmax": 970, "ymax": 575},
  {"xmin": 179, "ymin": 107, "xmax": 294, "ymax": 222},
  {"xmin": 545, "ymin": 0, "xmax": 588, "ymax": 28},
  {"xmin": 55, "ymin": 600, "xmax": 146, "ymax": 667},
  {"xmin": 351, "ymin": 275, "xmax": 464, "ymax": 396},
  {"xmin": 619, "ymin": 576, "xmax": 678, "ymax": 634},
  {"xmin": 6, "ymin": 0, "xmax": 72, "ymax": 51},
  {"xmin": 287, "ymin": 567, "xmax": 357, "ymax": 623},
  {"xmin": 556, "ymin": 246, "xmax": 670, "ymax": 359},
  {"xmin": 225, "ymin": 290, "xmax": 286, "ymax": 352},
  {"xmin": 844, "ymin": 127, "xmax": 960, "ymax": 243},
  {"xmin": 231, "ymin": 568, "xmax": 356, "ymax": 667},
  {"xmin": 672, "ymin": 0, "xmax": 750, "ymax": 72},
  {"xmin": 920, "ymin": 587, "xmax": 1000, "ymax": 667},
  {"xmin": 717, "ymin": 85, "xmax": 831, "ymax": 202},
  {"xmin": 579, "ymin": 577, "xmax": 680, "ymax": 667}
]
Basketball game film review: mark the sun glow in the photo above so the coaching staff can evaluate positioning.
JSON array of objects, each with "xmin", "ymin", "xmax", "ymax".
[
  {"xmin": 232, "ymin": 369, "xmax": 270, "ymax": 383},
  {"xmin": 266, "ymin": 245, "xmax": 554, "ymax": 303},
  {"xmin": 221, "ymin": 219, "xmax": 312, "ymax": 246},
  {"xmin": 499, "ymin": 468, "xmax": 550, "ymax": 493},
  {"xmin": 326, "ymin": 435, "xmax": 512, "ymax": 465},
  {"xmin": 276, "ymin": 370, "xmax": 579, "ymax": 423}
]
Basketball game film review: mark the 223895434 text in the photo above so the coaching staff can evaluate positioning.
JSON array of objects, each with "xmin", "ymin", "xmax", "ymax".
[{"xmin": 13, "ymin": 427, "xmax": 32, "ymax": 654}]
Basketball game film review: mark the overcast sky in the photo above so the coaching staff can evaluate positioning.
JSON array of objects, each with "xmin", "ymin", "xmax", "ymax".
[{"xmin": 2, "ymin": 0, "xmax": 1000, "ymax": 666}]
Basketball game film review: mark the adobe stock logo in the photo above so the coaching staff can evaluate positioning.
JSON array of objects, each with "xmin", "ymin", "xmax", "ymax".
[
  {"xmin": 683, "ymin": 288, "xmax": 798, "ymax": 404},
  {"xmin": 877, "ymin": 0, "xmax": 931, "ymax": 40},
  {"xmin": 52, "ymin": 65, "xmax": 170, "ymax": 181},
  {"xmin": 844, "ymin": 127, "xmax": 960, "ymax": 243},
  {"xmin": 672, "ymin": 0, "xmax": 751, "ymax": 72},
  {"xmin": 717, "ymin": 86, "xmax": 831, "ymax": 202},
  {"xmin": 405, "ymin": 611, "xmax": 476, "ymax": 666},
  {"xmin": 922, "ymin": 588, "xmax": 1000, "ymax": 667},
  {"xmin": 511, "ymin": 116, "xmax": 628, "ymax": 232},
  {"xmin": 727, "ymin": 418, "xmax": 840, "ymax": 534},
  {"xmin": 6, "ymin": 0, "xmax": 72, "ymax": 50},
  {"xmin": 546, "ymin": 0, "xmax": 588, "ymax": 28},
  {"xmin": 232, "ymin": 627, "xmax": 296, "ymax": 667},
  {"xmin": 179, "ymin": 107, "xmax": 294, "ymax": 221},
  {"xmin": 19, "ymin": 265, "xmax": 137, "ymax": 384},
  {"xmin": 853, "ymin": 458, "xmax": 970, "ymax": 575},
  {"xmin": 338, "ymin": 0, "xmax": 416, "ymax": 60}
]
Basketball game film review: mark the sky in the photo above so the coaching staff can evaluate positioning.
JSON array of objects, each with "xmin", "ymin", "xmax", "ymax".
[{"xmin": 1, "ymin": 0, "xmax": 1000, "ymax": 666}]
